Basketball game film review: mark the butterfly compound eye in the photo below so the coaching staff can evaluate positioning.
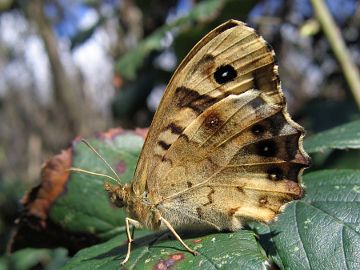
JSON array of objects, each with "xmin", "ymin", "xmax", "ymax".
[{"xmin": 214, "ymin": 64, "xmax": 237, "ymax": 84}]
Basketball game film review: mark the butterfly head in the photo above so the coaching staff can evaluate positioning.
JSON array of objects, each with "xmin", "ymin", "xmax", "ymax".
[
  {"xmin": 104, "ymin": 181, "xmax": 162, "ymax": 230},
  {"xmin": 103, "ymin": 182, "xmax": 131, "ymax": 208}
]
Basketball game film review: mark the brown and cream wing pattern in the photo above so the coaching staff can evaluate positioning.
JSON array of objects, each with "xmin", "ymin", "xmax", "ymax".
[
  {"xmin": 133, "ymin": 20, "xmax": 308, "ymax": 211},
  {"xmin": 152, "ymin": 89, "xmax": 309, "ymax": 229}
]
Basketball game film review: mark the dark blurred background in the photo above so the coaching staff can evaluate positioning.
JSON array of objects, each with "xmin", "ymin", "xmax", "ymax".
[{"xmin": 0, "ymin": 0, "xmax": 359, "ymax": 269}]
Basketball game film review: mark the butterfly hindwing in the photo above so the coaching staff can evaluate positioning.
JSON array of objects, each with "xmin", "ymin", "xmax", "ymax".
[{"xmin": 148, "ymin": 90, "xmax": 308, "ymax": 229}]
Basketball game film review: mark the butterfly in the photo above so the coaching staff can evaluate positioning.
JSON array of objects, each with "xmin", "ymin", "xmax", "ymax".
[{"xmin": 104, "ymin": 19, "xmax": 310, "ymax": 264}]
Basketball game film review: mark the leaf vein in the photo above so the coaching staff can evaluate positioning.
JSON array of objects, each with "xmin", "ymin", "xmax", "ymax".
[{"xmin": 295, "ymin": 202, "xmax": 312, "ymax": 269}]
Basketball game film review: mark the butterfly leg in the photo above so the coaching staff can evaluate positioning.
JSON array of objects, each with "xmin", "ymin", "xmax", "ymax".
[
  {"xmin": 159, "ymin": 216, "xmax": 199, "ymax": 256},
  {"xmin": 121, "ymin": 217, "xmax": 141, "ymax": 265}
]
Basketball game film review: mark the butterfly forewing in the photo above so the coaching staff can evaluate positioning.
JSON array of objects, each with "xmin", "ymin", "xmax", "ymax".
[{"xmin": 132, "ymin": 20, "xmax": 310, "ymax": 229}]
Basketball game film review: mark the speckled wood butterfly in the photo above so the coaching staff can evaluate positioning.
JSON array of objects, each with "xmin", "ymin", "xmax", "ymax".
[{"xmin": 104, "ymin": 19, "xmax": 310, "ymax": 264}]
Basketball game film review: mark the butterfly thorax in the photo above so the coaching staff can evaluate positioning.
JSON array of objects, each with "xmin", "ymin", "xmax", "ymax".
[{"xmin": 104, "ymin": 182, "xmax": 161, "ymax": 230}]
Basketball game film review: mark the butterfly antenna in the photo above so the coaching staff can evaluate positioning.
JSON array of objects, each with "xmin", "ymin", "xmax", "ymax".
[
  {"xmin": 80, "ymin": 139, "xmax": 122, "ymax": 185},
  {"xmin": 69, "ymin": 167, "xmax": 119, "ymax": 183}
]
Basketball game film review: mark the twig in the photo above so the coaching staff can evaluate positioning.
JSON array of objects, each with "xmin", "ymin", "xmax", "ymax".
[{"xmin": 310, "ymin": 0, "xmax": 360, "ymax": 109}]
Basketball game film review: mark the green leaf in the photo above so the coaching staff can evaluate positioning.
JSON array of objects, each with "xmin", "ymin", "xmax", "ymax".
[
  {"xmin": 61, "ymin": 169, "xmax": 360, "ymax": 268},
  {"xmin": 304, "ymin": 120, "xmax": 360, "ymax": 153},
  {"xmin": 116, "ymin": 0, "xmax": 225, "ymax": 80},
  {"xmin": 61, "ymin": 230, "xmax": 269, "ymax": 270},
  {"xmin": 270, "ymin": 169, "xmax": 360, "ymax": 270},
  {"xmin": 50, "ymin": 131, "xmax": 145, "ymax": 240},
  {"xmin": 60, "ymin": 145, "xmax": 360, "ymax": 268}
]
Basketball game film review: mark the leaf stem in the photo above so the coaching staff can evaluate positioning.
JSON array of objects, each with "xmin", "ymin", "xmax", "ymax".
[{"xmin": 310, "ymin": 0, "xmax": 360, "ymax": 109}]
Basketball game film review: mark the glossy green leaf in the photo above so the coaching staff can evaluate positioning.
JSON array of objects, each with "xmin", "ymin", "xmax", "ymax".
[
  {"xmin": 50, "ymin": 131, "xmax": 145, "ymax": 240},
  {"xmin": 270, "ymin": 170, "xmax": 360, "ymax": 270},
  {"xmin": 304, "ymin": 120, "xmax": 360, "ymax": 153},
  {"xmin": 59, "ymin": 168, "xmax": 358, "ymax": 270},
  {"xmin": 61, "ymin": 230, "xmax": 269, "ymax": 270}
]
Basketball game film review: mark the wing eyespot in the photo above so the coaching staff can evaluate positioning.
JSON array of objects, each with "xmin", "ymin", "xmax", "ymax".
[
  {"xmin": 267, "ymin": 166, "xmax": 284, "ymax": 180},
  {"xmin": 214, "ymin": 64, "xmax": 237, "ymax": 84},
  {"xmin": 259, "ymin": 197, "xmax": 268, "ymax": 205},
  {"xmin": 204, "ymin": 112, "xmax": 222, "ymax": 130},
  {"xmin": 257, "ymin": 139, "xmax": 277, "ymax": 157},
  {"xmin": 251, "ymin": 124, "xmax": 265, "ymax": 136}
]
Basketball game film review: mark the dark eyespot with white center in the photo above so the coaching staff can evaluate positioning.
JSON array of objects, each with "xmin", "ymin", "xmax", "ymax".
[
  {"xmin": 204, "ymin": 112, "xmax": 222, "ymax": 130},
  {"xmin": 251, "ymin": 124, "xmax": 265, "ymax": 136},
  {"xmin": 267, "ymin": 166, "xmax": 284, "ymax": 180},
  {"xmin": 214, "ymin": 65, "xmax": 237, "ymax": 84},
  {"xmin": 257, "ymin": 139, "xmax": 277, "ymax": 157}
]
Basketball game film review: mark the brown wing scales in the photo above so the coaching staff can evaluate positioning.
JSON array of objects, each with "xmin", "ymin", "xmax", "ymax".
[
  {"xmin": 132, "ymin": 21, "xmax": 284, "ymax": 194},
  {"xmin": 130, "ymin": 20, "xmax": 310, "ymax": 230}
]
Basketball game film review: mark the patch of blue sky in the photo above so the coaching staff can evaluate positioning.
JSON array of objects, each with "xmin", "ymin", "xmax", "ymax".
[
  {"xmin": 44, "ymin": 1, "xmax": 98, "ymax": 38},
  {"xmin": 248, "ymin": 0, "xmax": 356, "ymax": 26}
]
